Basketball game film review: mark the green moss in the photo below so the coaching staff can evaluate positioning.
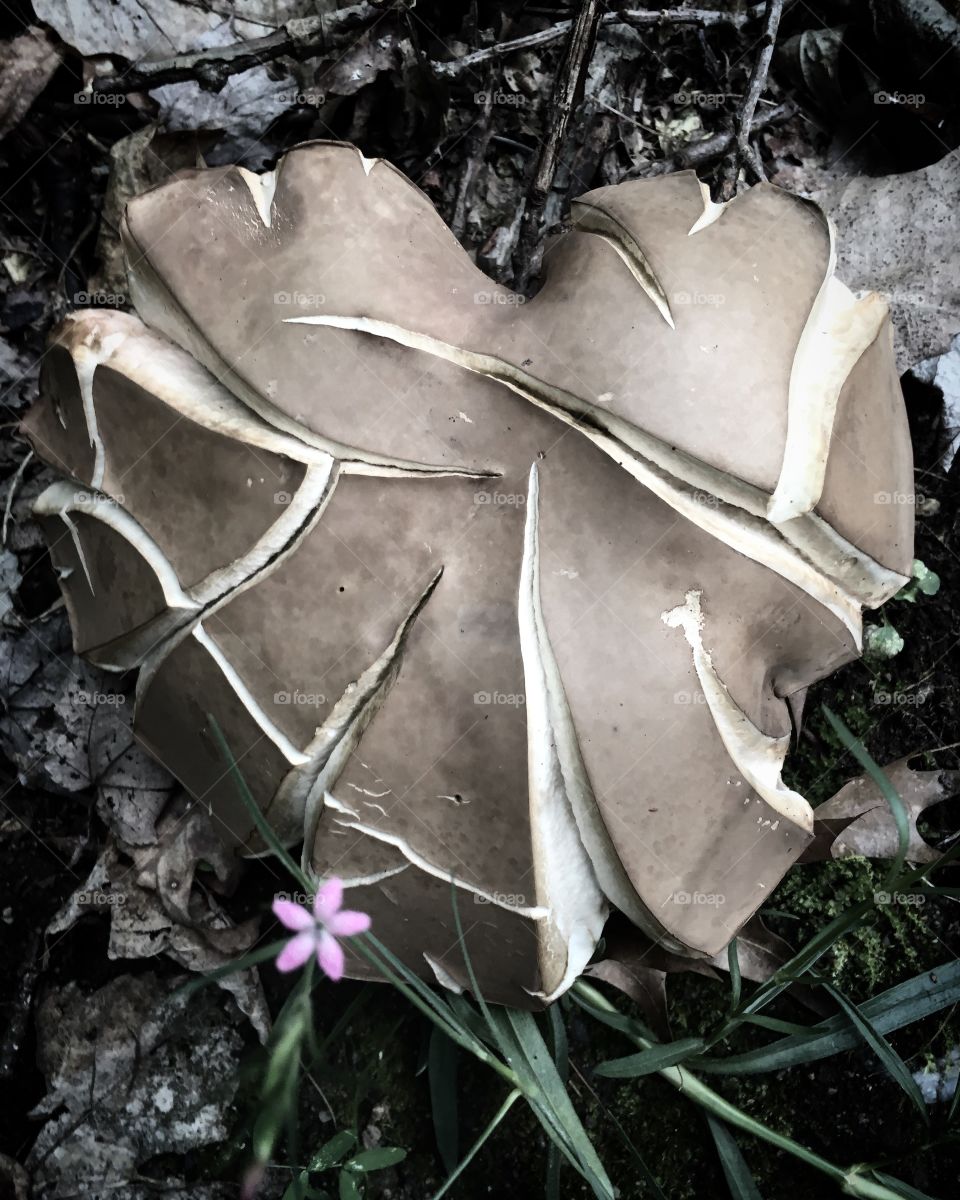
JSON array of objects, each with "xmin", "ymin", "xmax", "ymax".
[
  {"xmin": 772, "ymin": 858, "xmax": 936, "ymax": 999},
  {"xmin": 782, "ymin": 686, "xmax": 875, "ymax": 805}
]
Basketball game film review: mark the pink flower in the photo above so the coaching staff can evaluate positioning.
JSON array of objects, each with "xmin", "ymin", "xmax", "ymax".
[{"xmin": 272, "ymin": 878, "xmax": 370, "ymax": 980}]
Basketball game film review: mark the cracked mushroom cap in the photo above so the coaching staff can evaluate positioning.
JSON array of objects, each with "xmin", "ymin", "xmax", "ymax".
[{"xmin": 22, "ymin": 141, "xmax": 914, "ymax": 1007}]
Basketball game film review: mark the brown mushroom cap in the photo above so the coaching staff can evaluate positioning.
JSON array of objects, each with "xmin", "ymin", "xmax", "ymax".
[{"xmin": 23, "ymin": 142, "xmax": 914, "ymax": 1006}]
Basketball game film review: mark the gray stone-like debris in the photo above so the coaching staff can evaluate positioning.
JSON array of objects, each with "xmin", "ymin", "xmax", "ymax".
[
  {"xmin": 911, "ymin": 332, "xmax": 960, "ymax": 469},
  {"xmin": 27, "ymin": 973, "xmax": 244, "ymax": 1198},
  {"xmin": 818, "ymin": 151, "xmax": 960, "ymax": 371}
]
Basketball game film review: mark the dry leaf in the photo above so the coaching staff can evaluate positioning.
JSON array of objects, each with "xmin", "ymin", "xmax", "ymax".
[
  {"xmin": 48, "ymin": 831, "xmax": 268, "ymax": 1040},
  {"xmin": 806, "ymin": 755, "xmax": 959, "ymax": 863},
  {"xmin": 129, "ymin": 797, "xmax": 242, "ymax": 924},
  {"xmin": 0, "ymin": 26, "xmax": 60, "ymax": 140},
  {"xmin": 585, "ymin": 960, "xmax": 673, "ymax": 1039},
  {"xmin": 33, "ymin": 0, "xmax": 313, "ymax": 62},
  {"xmin": 708, "ymin": 914, "xmax": 794, "ymax": 983},
  {"xmin": 585, "ymin": 916, "xmax": 719, "ymax": 1038}
]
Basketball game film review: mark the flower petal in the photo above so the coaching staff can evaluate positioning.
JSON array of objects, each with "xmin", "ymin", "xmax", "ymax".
[
  {"xmin": 327, "ymin": 908, "xmax": 371, "ymax": 937},
  {"xmin": 272, "ymin": 898, "xmax": 314, "ymax": 931},
  {"xmin": 275, "ymin": 930, "xmax": 316, "ymax": 972},
  {"xmin": 317, "ymin": 929, "xmax": 345, "ymax": 981},
  {"xmin": 313, "ymin": 877, "xmax": 343, "ymax": 923}
]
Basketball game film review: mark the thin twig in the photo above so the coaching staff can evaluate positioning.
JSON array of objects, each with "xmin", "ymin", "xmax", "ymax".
[
  {"xmin": 733, "ymin": 0, "xmax": 785, "ymax": 181},
  {"xmin": 491, "ymin": 134, "xmax": 535, "ymax": 155},
  {"xmin": 512, "ymin": 0, "xmax": 604, "ymax": 291},
  {"xmin": 614, "ymin": 4, "xmax": 767, "ymax": 34},
  {"xmin": 450, "ymin": 76, "xmax": 495, "ymax": 242},
  {"xmin": 434, "ymin": 6, "xmax": 767, "ymax": 78},
  {"xmin": 2, "ymin": 447, "xmax": 34, "ymax": 545}
]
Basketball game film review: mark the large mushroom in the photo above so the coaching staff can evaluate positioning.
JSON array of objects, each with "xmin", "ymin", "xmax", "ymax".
[{"xmin": 23, "ymin": 141, "xmax": 914, "ymax": 1007}]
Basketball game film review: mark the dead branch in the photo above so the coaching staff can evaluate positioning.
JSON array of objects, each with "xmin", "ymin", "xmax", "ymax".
[
  {"xmin": 530, "ymin": 1, "xmax": 604, "ymax": 208},
  {"xmin": 733, "ymin": 0, "xmax": 785, "ymax": 181},
  {"xmin": 512, "ymin": 0, "xmax": 604, "ymax": 291}
]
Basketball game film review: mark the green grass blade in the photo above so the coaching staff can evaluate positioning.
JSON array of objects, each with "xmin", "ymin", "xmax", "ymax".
[
  {"xmin": 596, "ymin": 1104, "xmax": 668, "ymax": 1200},
  {"xmin": 178, "ymin": 938, "xmax": 291, "ymax": 995},
  {"xmin": 280, "ymin": 1171, "xmax": 309, "ymax": 1200},
  {"xmin": 264, "ymin": 1010, "xmax": 308, "ymax": 1097},
  {"xmin": 869, "ymin": 1170, "xmax": 940, "ymax": 1200},
  {"xmin": 822, "ymin": 705, "xmax": 910, "ymax": 885},
  {"xmin": 546, "ymin": 1143, "xmax": 561, "ymax": 1200},
  {"xmin": 448, "ymin": 884, "xmax": 497, "ymax": 1030},
  {"xmin": 707, "ymin": 1116, "xmax": 763, "ymax": 1200},
  {"xmin": 346, "ymin": 932, "xmax": 520, "ymax": 1101},
  {"xmin": 358, "ymin": 934, "xmax": 461, "ymax": 1039},
  {"xmin": 734, "ymin": 897, "xmax": 875, "ymax": 1020},
  {"xmin": 449, "ymin": 884, "xmax": 518, "ymax": 1070},
  {"xmin": 485, "ymin": 1005, "xmax": 609, "ymax": 1193},
  {"xmin": 568, "ymin": 987, "xmax": 655, "ymax": 1039},
  {"xmin": 574, "ymin": 982, "xmax": 915, "ymax": 1200},
  {"xmin": 547, "ymin": 1005, "xmax": 569, "ymax": 1084},
  {"xmin": 353, "ymin": 935, "xmax": 493, "ymax": 1064},
  {"xmin": 722, "ymin": 835, "xmax": 960, "ymax": 1034},
  {"xmin": 718, "ymin": 708, "xmax": 951, "ymax": 1035},
  {"xmin": 822, "ymin": 983, "xmax": 928, "ymax": 1122},
  {"xmin": 696, "ymin": 960, "xmax": 960, "ymax": 1075},
  {"xmin": 338, "ymin": 1171, "xmax": 361, "ymax": 1200},
  {"xmin": 207, "ymin": 714, "xmax": 312, "ymax": 890},
  {"xmin": 545, "ymin": 1005, "xmax": 569, "ymax": 1200},
  {"xmin": 594, "ymin": 1038, "xmax": 705, "ymax": 1078},
  {"xmin": 428, "ymin": 1027, "xmax": 460, "ymax": 1174},
  {"xmin": 447, "ymin": 994, "xmax": 494, "ymax": 1045},
  {"xmin": 430, "ymin": 1090, "xmax": 521, "ymax": 1200},
  {"xmin": 740, "ymin": 1015, "xmax": 815, "ymax": 1036},
  {"xmin": 503, "ymin": 1008, "xmax": 615, "ymax": 1199},
  {"xmin": 727, "ymin": 939, "xmax": 742, "ymax": 1011}
]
